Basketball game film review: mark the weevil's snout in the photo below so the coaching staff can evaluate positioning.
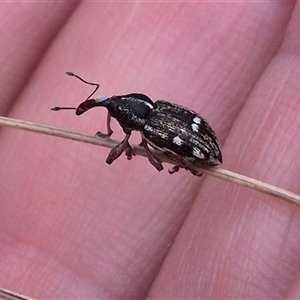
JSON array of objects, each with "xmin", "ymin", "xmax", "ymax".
[
  {"xmin": 75, "ymin": 96, "xmax": 109, "ymax": 115},
  {"xmin": 75, "ymin": 105, "xmax": 86, "ymax": 115},
  {"xmin": 76, "ymin": 99, "xmax": 98, "ymax": 115}
]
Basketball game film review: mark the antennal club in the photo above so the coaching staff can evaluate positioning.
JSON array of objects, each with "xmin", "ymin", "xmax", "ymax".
[{"xmin": 51, "ymin": 106, "xmax": 76, "ymax": 111}]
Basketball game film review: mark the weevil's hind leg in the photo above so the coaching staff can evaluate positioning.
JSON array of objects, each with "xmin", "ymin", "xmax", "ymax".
[
  {"xmin": 168, "ymin": 166, "xmax": 180, "ymax": 174},
  {"xmin": 125, "ymin": 146, "xmax": 134, "ymax": 160},
  {"xmin": 167, "ymin": 156, "xmax": 203, "ymax": 176},
  {"xmin": 106, "ymin": 132, "xmax": 132, "ymax": 164},
  {"xmin": 168, "ymin": 165, "xmax": 202, "ymax": 176},
  {"xmin": 140, "ymin": 138, "xmax": 163, "ymax": 171},
  {"xmin": 188, "ymin": 168, "xmax": 202, "ymax": 177},
  {"xmin": 96, "ymin": 113, "xmax": 113, "ymax": 138}
]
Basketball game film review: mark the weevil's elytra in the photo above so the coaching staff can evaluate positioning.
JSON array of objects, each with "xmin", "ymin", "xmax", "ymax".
[
  {"xmin": 51, "ymin": 72, "xmax": 222, "ymax": 176},
  {"xmin": 141, "ymin": 100, "xmax": 222, "ymax": 174}
]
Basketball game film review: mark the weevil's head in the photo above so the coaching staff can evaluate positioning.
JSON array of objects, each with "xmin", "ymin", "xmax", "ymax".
[
  {"xmin": 90, "ymin": 93, "xmax": 155, "ymax": 131},
  {"xmin": 75, "ymin": 95, "xmax": 108, "ymax": 115}
]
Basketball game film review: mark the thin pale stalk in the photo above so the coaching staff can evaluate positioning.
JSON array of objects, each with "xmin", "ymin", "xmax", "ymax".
[{"xmin": 0, "ymin": 116, "xmax": 299, "ymax": 206}]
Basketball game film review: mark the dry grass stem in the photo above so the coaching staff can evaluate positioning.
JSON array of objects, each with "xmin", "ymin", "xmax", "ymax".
[
  {"xmin": 0, "ymin": 116, "xmax": 299, "ymax": 206},
  {"xmin": 0, "ymin": 288, "xmax": 35, "ymax": 300}
]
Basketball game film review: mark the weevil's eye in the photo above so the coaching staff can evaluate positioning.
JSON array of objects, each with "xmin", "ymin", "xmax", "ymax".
[{"xmin": 95, "ymin": 95, "xmax": 108, "ymax": 103}]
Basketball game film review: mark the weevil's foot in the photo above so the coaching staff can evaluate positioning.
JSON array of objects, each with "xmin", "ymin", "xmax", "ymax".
[
  {"xmin": 96, "ymin": 131, "xmax": 113, "ymax": 138},
  {"xmin": 144, "ymin": 148, "xmax": 163, "ymax": 171},
  {"xmin": 168, "ymin": 166, "xmax": 180, "ymax": 174},
  {"xmin": 188, "ymin": 168, "xmax": 202, "ymax": 177},
  {"xmin": 125, "ymin": 145, "xmax": 135, "ymax": 160},
  {"xmin": 152, "ymin": 160, "xmax": 163, "ymax": 172},
  {"xmin": 168, "ymin": 165, "xmax": 202, "ymax": 176}
]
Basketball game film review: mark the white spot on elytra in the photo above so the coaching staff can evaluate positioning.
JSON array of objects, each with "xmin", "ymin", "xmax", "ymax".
[
  {"xmin": 191, "ymin": 123, "xmax": 199, "ymax": 132},
  {"xmin": 193, "ymin": 116, "xmax": 201, "ymax": 124},
  {"xmin": 193, "ymin": 147, "xmax": 205, "ymax": 159},
  {"xmin": 173, "ymin": 136, "xmax": 184, "ymax": 146}
]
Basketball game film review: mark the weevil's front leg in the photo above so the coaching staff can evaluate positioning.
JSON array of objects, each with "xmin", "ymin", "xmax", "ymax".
[
  {"xmin": 106, "ymin": 132, "xmax": 132, "ymax": 165},
  {"xmin": 96, "ymin": 113, "xmax": 113, "ymax": 138},
  {"xmin": 140, "ymin": 138, "xmax": 163, "ymax": 171}
]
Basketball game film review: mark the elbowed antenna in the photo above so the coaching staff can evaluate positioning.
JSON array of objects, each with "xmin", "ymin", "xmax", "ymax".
[
  {"xmin": 51, "ymin": 72, "xmax": 101, "ymax": 112},
  {"xmin": 66, "ymin": 72, "xmax": 100, "ymax": 101},
  {"xmin": 51, "ymin": 106, "xmax": 77, "ymax": 111}
]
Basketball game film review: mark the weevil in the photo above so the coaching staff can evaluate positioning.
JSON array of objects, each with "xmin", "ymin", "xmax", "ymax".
[{"xmin": 51, "ymin": 72, "xmax": 222, "ymax": 175}]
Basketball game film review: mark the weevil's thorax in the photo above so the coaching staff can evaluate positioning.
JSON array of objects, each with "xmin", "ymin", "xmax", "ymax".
[{"xmin": 101, "ymin": 94, "xmax": 155, "ymax": 132}]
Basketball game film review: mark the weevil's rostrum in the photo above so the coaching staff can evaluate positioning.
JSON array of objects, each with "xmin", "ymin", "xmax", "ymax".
[{"xmin": 52, "ymin": 73, "xmax": 222, "ymax": 176}]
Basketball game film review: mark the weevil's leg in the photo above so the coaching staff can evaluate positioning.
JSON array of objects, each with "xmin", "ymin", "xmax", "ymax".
[
  {"xmin": 125, "ymin": 145, "xmax": 135, "ymax": 160},
  {"xmin": 106, "ymin": 113, "xmax": 113, "ymax": 136},
  {"xmin": 140, "ymin": 138, "xmax": 163, "ymax": 171},
  {"xmin": 188, "ymin": 168, "xmax": 202, "ymax": 177},
  {"xmin": 121, "ymin": 129, "xmax": 134, "ymax": 160},
  {"xmin": 96, "ymin": 113, "xmax": 113, "ymax": 138},
  {"xmin": 106, "ymin": 132, "xmax": 132, "ymax": 164},
  {"xmin": 168, "ymin": 166, "xmax": 180, "ymax": 174},
  {"xmin": 124, "ymin": 141, "xmax": 134, "ymax": 160},
  {"xmin": 167, "ymin": 156, "xmax": 203, "ymax": 176}
]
